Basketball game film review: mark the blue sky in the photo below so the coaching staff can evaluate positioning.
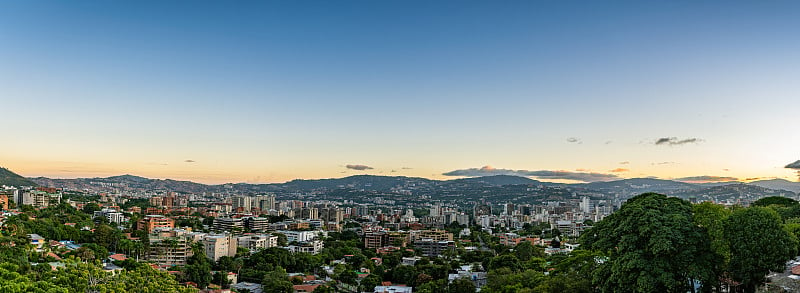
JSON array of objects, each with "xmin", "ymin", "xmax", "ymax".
[{"xmin": 1, "ymin": 1, "xmax": 799, "ymax": 183}]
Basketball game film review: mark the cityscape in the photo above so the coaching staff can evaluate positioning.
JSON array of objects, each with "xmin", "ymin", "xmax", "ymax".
[{"xmin": 2, "ymin": 1, "xmax": 800, "ymax": 293}]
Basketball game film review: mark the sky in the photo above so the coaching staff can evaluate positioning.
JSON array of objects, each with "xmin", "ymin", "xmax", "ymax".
[{"xmin": 1, "ymin": 1, "xmax": 799, "ymax": 184}]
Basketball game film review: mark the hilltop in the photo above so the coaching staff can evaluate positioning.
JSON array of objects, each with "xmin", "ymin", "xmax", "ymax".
[{"xmin": 0, "ymin": 167, "xmax": 36, "ymax": 187}]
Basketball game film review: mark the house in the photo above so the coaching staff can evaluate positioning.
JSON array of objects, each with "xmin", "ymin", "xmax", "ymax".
[
  {"xmin": 232, "ymin": 282, "xmax": 262, "ymax": 293},
  {"xmin": 374, "ymin": 285, "xmax": 413, "ymax": 293},
  {"xmin": 293, "ymin": 284, "xmax": 320, "ymax": 292},
  {"xmin": 28, "ymin": 234, "xmax": 45, "ymax": 248}
]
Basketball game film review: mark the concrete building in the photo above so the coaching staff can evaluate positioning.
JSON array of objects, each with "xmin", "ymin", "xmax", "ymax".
[
  {"xmin": 213, "ymin": 217, "xmax": 244, "ymax": 232},
  {"xmin": 410, "ymin": 229, "xmax": 453, "ymax": 242},
  {"xmin": 0, "ymin": 193, "xmax": 8, "ymax": 210},
  {"xmin": 244, "ymin": 217, "xmax": 270, "ymax": 232},
  {"xmin": 287, "ymin": 240, "xmax": 324, "ymax": 254},
  {"xmin": 293, "ymin": 207, "xmax": 319, "ymax": 220},
  {"xmin": 319, "ymin": 207, "xmax": 343, "ymax": 223},
  {"xmin": 20, "ymin": 190, "xmax": 61, "ymax": 208},
  {"xmin": 253, "ymin": 195, "xmax": 275, "ymax": 211},
  {"xmin": 148, "ymin": 229, "xmax": 194, "ymax": 266},
  {"xmin": 137, "ymin": 215, "xmax": 175, "ymax": 233},
  {"xmin": 364, "ymin": 230, "xmax": 388, "ymax": 249},
  {"xmin": 202, "ymin": 234, "xmax": 238, "ymax": 262},
  {"xmin": 279, "ymin": 230, "xmax": 321, "ymax": 243},
  {"xmin": 237, "ymin": 234, "xmax": 279, "ymax": 252},
  {"xmin": 231, "ymin": 196, "xmax": 253, "ymax": 212},
  {"xmin": 414, "ymin": 239, "xmax": 455, "ymax": 257},
  {"xmin": 93, "ymin": 208, "xmax": 127, "ymax": 224}
]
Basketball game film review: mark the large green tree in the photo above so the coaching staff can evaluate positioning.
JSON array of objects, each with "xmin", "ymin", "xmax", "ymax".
[
  {"xmin": 581, "ymin": 193, "xmax": 718, "ymax": 293},
  {"xmin": 184, "ymin": 243, "xmax": 212, "ymax": 288},
  {"xmin": 724, "ymin": 207, "xmax": 797, "ymax": 292},
  {"xmin": 261, "ymin": 267, "xmax": 293, "ymax": 293}
]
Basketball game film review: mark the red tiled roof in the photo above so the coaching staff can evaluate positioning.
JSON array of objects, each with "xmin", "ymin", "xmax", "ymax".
[
  {"xmin": 792, "ymin": 265, "xmax": 800, "ymax": 275},
  {"xmin": 109, "ymin": 254, "xmax": 127, "ymax": 261},
  {"xmin": 293, "ymin": 284, "xmax": 320, "ymax": 292}
]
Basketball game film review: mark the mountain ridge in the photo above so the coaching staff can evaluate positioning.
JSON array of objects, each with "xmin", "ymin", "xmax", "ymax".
[
  {"xmin": 23, "ymin": 171, "xmax": 800, "ymax": 199},
  {"xmin": 0, "ymin": 167, "xmax": 37, "ymax": 187}
]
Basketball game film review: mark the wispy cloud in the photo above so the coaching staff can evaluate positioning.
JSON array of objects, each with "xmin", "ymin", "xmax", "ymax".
[
  {"xmin": 619, "ymin": 161, "xmax": 630, "ymax": 165},
  {"xmin": 442, "ymin": 166, "xmax": 619, "ymax": 182},
  {"xmin": 655, "ymin": 137, "xmax": 701, "ymax": 146},
  {"xmin": 653, "ymin": 161, "xmax": 677, "ymax": 165},
  {"xmin": 346, "ymin": 164, "xmax": 373, "ymax": 171},
  {"xmin": 566, "ymin": 137, "xmax": 582, "ymax": 144},
  {"xmin": 184, "ymin": 160, "xmax": 196, "ymax": 163},
  {"xmin": 675, "ymin": 176, "xmax": 739, "ymax": 183},
  {"xmin": 609, "ymin": 168, "xmax": 629, "ymax": 173}
]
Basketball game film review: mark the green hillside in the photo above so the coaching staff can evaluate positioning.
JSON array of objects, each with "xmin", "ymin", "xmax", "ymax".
[{"xmin": 0, "ymin": 167, "xmax": 36, "ymax": 187}]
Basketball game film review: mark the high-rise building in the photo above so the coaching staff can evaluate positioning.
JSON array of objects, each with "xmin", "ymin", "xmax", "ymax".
[
  {"xmin": 473, "ymin": 203, "xmax": 492, "ymax": 223},
  {"xmin": 149, "ymin": 196, "xmax": 163, "ymax": 207},
  {"xmin": 293, "ymin": 207, "xmax": 319, "ymax": 220},
  {"xmin": 364, "ymin": 230, "xmax": 388, "ymax": 249},
  {"xmin": 319, "ymin": 207, "xmax": 343, "ymax": 223},
  {"xmin": 231, "ymin": 196, "xmax": 253, "ymax": 211},
  {"xmin": 580, "ymin": 196, "xmax": 592, "ymax": 213},
  {"xmin": 253, "ymin": 195, "xmax": 275, "ymax": 212},
  {"xmin": 503, "ymin": 203, "xmax": 515, "ymax": 215}
]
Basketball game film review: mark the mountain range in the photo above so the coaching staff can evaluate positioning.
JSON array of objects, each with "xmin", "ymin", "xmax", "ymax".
[{"xmin": 16, "ymin": 170, "xmax": 800, "ymax": 201}]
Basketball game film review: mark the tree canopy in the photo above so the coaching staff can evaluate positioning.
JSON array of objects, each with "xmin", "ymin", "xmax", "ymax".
[{"xmin": 581, "ymin": 193, "xmax": 717, "ymax": 292}]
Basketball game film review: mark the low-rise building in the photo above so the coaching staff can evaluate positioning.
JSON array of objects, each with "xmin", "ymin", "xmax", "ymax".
[
  {"xmin": 287, "ymin": 240, "xmax": 324, "ymax": 255},
  {"xmin": 414, "ymin": 239, "xmax": 455, "ymax": 257},
  {"xmin": 137, "ymin": 215, "xmax": 175, "ymax": 233},
  {"xmin": 213, "ymin": 217, "xmax": 244, "ymax": 233},
  {"xmin": 93, "ymin": 208, "xmax": 127, "ymax": 224},
  {"xmin": 374, "ymin": 285, "xmax": 413, "ymax": 293},
  {"xmin": 237, "ymin": 234, "xmax": 279, "ymax": 252}
]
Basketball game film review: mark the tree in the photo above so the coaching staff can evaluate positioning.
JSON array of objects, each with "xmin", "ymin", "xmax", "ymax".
[
  {"xmin": 359, "ymin": 274, "xmax": 382, "ymax": 292},
  {"xmin": 724, "ymin": 207, "xmax": 798, "ymax": 292},
  {"xmin": 262, "ymin": 267, "xmax": 293, "ymax": 293},
  {"xmin": 213, "ymin": 271, "xmax": 231, "ymax": 289},
  {"xmin": 580, "ymin": 193, "xmax": 718, "ymax": 293},
  {"xmin": 275, "ymin": 232, "xmax": 288, "ymax": 247},
  {"xmin": 693, "ymin": 201, "xmax": 732, "ymax": 288},
  {"xmin": 448, "ymin": 278, "xmax": 476, "ymax": 293},
  {"xmin": 92, "ymin": 224, "xmax": 115, "ymax": 248},
  {"xmin": 82, "ymin": 203, "xmax": 101, "ymax": 215},
  {"xmin": 184, "ymin": 243, "xmax": 212, "ymax": 288},
  {"xmin": 488, "ymin": 254, "xmax": 521, "ymax": 272},
  {"xmin": 337, "ymin": 269, "xmax": 358, "ymax": 285},
  {"xmin": 513, "ymin": 241, "xmax": 541, "ymax": 262},
  {"xmin": 752, "ymin": 196, "xmax": 799, "ymax": 207}
]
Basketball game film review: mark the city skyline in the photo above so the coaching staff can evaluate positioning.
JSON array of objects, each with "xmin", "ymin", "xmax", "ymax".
[{"xmin": 2, "ymin": 1, "xmax": 799, "ymax": 184}]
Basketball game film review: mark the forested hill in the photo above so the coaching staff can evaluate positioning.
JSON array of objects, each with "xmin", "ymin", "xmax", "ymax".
[{"xmin": 0, "ymin": 167, "xmax": 36, "ymax": 187}]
